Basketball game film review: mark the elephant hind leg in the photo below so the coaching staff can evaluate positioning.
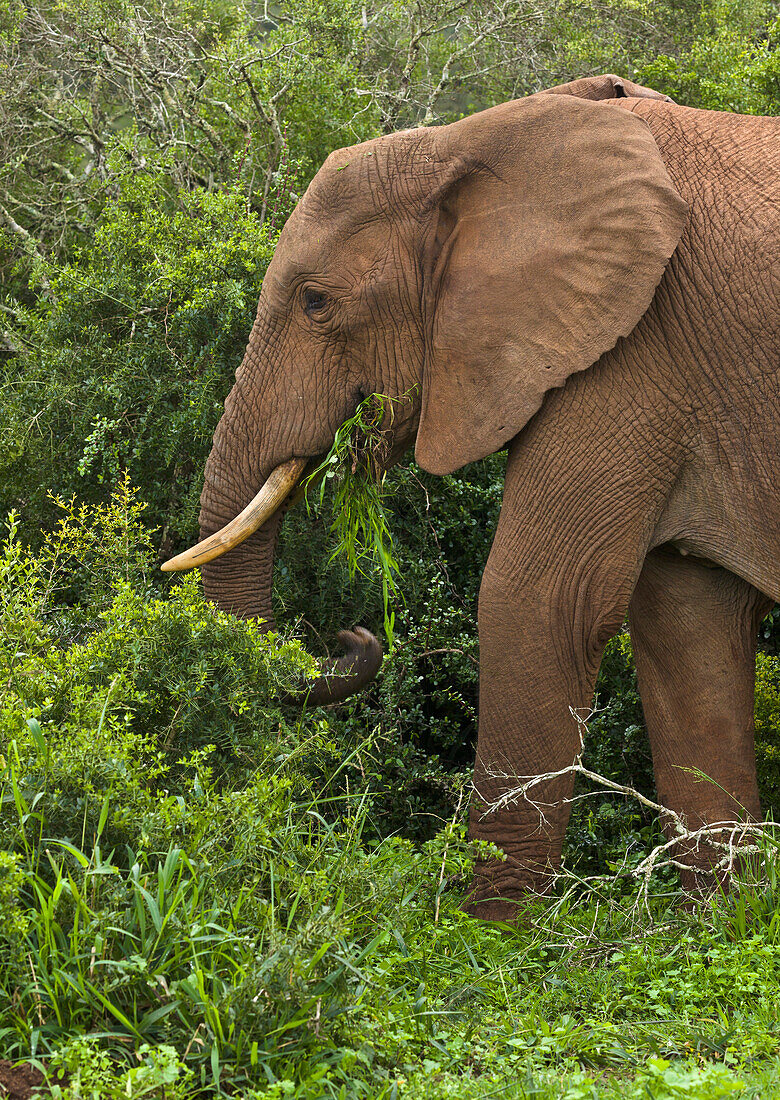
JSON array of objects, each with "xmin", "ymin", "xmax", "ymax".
[{"xmin": 628, "ymin": 547, "xmax": 773, "ymax": 892}]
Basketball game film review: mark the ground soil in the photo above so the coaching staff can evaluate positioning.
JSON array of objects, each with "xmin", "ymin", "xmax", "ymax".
[{"xmin": 0, "ymin": 1061, "xmax": 47, "ymax": 1100}]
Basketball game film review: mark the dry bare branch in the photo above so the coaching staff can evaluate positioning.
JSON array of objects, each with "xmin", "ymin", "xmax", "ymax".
[{"xmin": 478, "ymin": 706, "xmax": 779, "ymax": 907}]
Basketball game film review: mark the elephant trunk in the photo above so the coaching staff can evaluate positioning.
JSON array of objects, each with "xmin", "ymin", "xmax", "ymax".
[
  {"xmin": 167, "ymin": 425, "xmax": 382, "ymax": 705},
  {"xmin": 199, "ymin": 512, "xmax": 282, "ymax": 625}
]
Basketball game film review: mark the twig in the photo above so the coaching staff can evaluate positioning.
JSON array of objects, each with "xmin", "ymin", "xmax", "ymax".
[
  {"xmin": 479, "ymin": 706, "xmax": 780, "ymax": 907},
  {"xmin": 435, "ymin": 787, "xmax": 465, "ymax": 924}
]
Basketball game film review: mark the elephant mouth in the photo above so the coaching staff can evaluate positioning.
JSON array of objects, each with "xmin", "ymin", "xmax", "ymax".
[{"xmin": 161, "ymin": 456, "xmax": 308, "ymax": 573}]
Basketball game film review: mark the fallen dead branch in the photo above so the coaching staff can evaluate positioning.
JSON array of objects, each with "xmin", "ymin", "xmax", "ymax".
[{"xmin": 478, "ymin": 706, "xmax": 780, "ymax": 910}]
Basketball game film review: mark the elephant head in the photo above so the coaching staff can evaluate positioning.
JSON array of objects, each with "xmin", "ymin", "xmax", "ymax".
[{"xmin": 163, "ymin": 89, "xmax": 685, "ymax": 704}]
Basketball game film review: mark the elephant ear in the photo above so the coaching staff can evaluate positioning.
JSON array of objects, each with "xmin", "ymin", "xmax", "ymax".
[{"xmin": 415, "ymin": 94, "xmax": 687, "ymax": 475}]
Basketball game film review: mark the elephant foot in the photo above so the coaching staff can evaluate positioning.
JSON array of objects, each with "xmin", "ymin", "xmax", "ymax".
[
  {"xmin": 463, "ymin": 856, "xmax": 557, "ymax": 922},
  {"xmin": 461, "ymin": 895, "xmax": 525, "ymax": 923}
]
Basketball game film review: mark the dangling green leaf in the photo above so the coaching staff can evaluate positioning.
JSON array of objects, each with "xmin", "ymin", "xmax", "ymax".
[{"xmin": 304, "ymin": 391, "xmax": 415, "ymax": 650}]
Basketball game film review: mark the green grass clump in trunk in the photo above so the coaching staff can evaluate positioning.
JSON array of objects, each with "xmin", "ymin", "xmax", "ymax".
[{"xmin": 305, "ymin": 392, "xmax": 412, "ymax": 649}]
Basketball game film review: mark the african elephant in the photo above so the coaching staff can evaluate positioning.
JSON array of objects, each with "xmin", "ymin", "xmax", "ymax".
[{"xmin": 164, "ymin": 74, "xmax": 780, "ymax": 920}]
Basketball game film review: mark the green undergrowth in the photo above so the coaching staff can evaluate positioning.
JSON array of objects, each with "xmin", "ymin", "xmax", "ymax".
[{"xmin": 3, "ymin": 490, "xmax": 780, "ymax": 1096}]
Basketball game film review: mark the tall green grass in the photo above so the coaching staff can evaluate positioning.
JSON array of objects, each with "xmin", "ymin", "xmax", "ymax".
[{"xmin": 5, "ymin": 488, "xmax": 780, "ymax": 1096}]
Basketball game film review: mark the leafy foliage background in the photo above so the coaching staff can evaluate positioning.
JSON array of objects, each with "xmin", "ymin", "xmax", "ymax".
[
  {"xmin": 2, "ymin": 0, "xmax": 779, "ymax": 912},
  {"xmin": 0, "ymin": 0, "xmax": 779, "ymax": 1092}
]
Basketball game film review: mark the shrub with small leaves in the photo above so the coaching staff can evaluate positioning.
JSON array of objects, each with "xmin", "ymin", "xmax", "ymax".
[
  {"xmin": 47, "ymin": 1038, "xmax": 192, "ymax": 1100},
  {"xmin": 2, "ymin": 177, "xmax": 280, "ymax": 543},
  {"xmin": 0, "ymin": 851, "xmax": 28, "ymax": 983}
]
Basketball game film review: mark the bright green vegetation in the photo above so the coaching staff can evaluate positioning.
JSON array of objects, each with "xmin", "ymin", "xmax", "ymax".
[
  {"xmin": 1, "ymin": 0, "xmax": 780, "ymax": 1095},
  {"xmin": 3, "ymin": 494, "xmax": 780, "ymax": 1097},
  {"xmin": 304, "ymin": 392, "xmax": 417, "ymax": 650}
]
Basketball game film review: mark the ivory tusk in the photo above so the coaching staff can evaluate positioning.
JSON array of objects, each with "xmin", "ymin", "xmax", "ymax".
[{"xmin": 161, "ymin": 457, "xmax": 308, "ymax": 572}]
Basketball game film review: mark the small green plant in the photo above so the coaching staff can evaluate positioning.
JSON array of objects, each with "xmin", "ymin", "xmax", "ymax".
[
  {"xmin": 628, "ymin": 1056, "xmax": 744, "ymax": 1098},
  {"xmin": 305, "ymin": 391, "xmax": 415, "ymax": 649},
  {"xmin": 47, "ymin": 1034, "xmax": 193, "ymax": 1098}
]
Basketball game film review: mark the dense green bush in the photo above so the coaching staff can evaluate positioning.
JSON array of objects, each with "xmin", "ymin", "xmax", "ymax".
[
  {"xmin": 2, "ymin": 179, "xmax": 280, "ymax": 540},
  {"xmin": 1, "ymin": 487, "xmax": 780, "ymax": 1096},
  {"xmin": 0, "ymin": 489, "xmax": 321, "ymax": 864},
  {"xmin": 637, "ymin": 0, "xmax": 780, "ymax": 112}
]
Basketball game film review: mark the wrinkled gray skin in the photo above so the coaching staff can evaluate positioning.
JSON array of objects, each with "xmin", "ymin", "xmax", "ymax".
[{"xmin": 197, "ymin": 74, "xmax": 780, "ymax": 919}]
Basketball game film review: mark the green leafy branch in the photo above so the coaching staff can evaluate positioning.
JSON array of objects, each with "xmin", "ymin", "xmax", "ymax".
[{"xmin": 304, "ymin": 391, "xmax": 416, "ymax": 650}]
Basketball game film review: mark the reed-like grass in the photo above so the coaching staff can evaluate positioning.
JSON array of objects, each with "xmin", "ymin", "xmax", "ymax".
[{"xmin": 305, "ymin": 393, "xmax": 410, "ymax": 648}]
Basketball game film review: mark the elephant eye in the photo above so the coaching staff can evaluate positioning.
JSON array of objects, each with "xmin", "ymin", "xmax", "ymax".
[{"xmin": 303, "ymin": 288, "xmax": 329, "ymax": 315}]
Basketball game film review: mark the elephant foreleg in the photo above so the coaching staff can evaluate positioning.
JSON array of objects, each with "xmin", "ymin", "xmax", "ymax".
[
  {"xmin": 469, "ymin": 558, "xmax": 639, "ymax": 919},
  {"xmin": 466, "ymin": 386, "xmax": 680, "ymax": 920},
  {"xmin": 628, "ymin": 548, "xmax": 772, "ymax": 891}
]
